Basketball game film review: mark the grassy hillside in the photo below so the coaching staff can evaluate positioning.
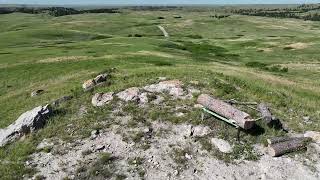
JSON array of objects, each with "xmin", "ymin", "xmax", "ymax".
[{"xmin": 0, "ymin": 9, "xmax": 320, "ymax": 179}]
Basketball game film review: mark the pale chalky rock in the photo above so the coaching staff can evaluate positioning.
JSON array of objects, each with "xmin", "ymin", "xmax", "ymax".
[
  {"xmin": 152, "ymin": 95, "xmax": 164, "ymax": 105},
  {"xmin": 82, "ymin": 79, "xmax": 95, "ymax": 91},
  {"xmin": 82, "ymin": 73, "xmax": 109, "ymax": 91},
  {"xmin": 307, "ymin": 143, "xmax": 320, "ymax": 161},
  {"xmin": 175, "ymin": 124, "xmax": 192, "ymax": 138},
  {"xmin": 31, "ymin": 89, "xmax": 44, "ymax": 97},
  {"xmin": 116, "ymin": 87, "xmax": 140, "ymax": 102},
  {"xmin": 92, "ymin": 92, "xmax": 114, "ymax": 107},
  {"xmin": 0, "ymin": 105, "xmax": 52, "ymax": 147},
  {"xmin": 304, "ymin": 131, "xmax": 320, "ymax": 143},
  {"xmin": 94, "ymin": 74, "xmax": 108, "ymax": 84},
  {"xmin": 192, "ymin": 126, "xmax": 211, "ymax": 137},
  {"xmin": 139, "ymin": 92, "xmax": 149, "ymax": 104},
  {"xmin": 211, "ymin": 138, "xmax": 232, "ymax": 153},
  {"xmin": 144, "ymin": 80, "xmax": 185, "ymax": 98},
  {"xmin": 169, "ymin": 87, "xmax": 184, "ymax": 97},
  {"xmin": 37, "ymin": 139, "xmax": 54, "ymax": 150}
]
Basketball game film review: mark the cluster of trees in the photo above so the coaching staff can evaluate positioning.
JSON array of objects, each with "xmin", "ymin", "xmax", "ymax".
[
  {"xmin": 210, "ymin": 14, "xmax": 231, "ymax": 19},
  {"xmin": 231, "ymin": 4, "xmax": 320, "ymax": 21},
  {"xmin": 0, "ymin": 7, "xmax": 119, "ymax": 16},
  {"xmin": 126, "ymin": 6, "xmax": 181, "ymax": 11}
]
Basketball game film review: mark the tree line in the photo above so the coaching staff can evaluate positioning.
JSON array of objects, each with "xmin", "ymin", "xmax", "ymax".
[
  {"xmin": 231, "ymin": 4, "xmax": 320, "ymax": 21},
  {"xmin": 0, "ymin": 7, "xmax": 119, "ymax": 17}
]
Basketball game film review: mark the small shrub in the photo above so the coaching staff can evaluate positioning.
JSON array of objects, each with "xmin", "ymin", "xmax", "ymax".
[
  {"xmin": 199, "ymin": 138, "xmax": 212, "ymax": 151},
  {"xmin": 152, "ymin": 61, "xmax": 173, "ymax": 66},
  {"xmin": 245, "ymin": 61, "xmax": 268, "ymax": 68},
  {"xmin": 99, "ymin": 152, "xmax": 113, "ymax": 164},
  {"xmin": 283, "ymin": 46, "xmax": 294, "ymax": 50},
  {"xmin": 91, "ymin": 35, "xmax": 111, "ymax": 40},
  {"xmin": 269, "ymin": 65, "xmax": 289, "ymax": 73},
  {"xmin": 132, "ymin": 132, "xmax": 144, "ymax": 143},
  {"xmin": 170, "ymin": 147, "xmax": 190, "ymax": 168},
  {"xmin": 186, "ymin": 34, "xmax": 203, "ymax": 39}
]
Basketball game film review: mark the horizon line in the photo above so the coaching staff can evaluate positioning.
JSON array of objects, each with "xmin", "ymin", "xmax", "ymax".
[{"xmin": 0, "ymin": 3, "xmax": 315, "ymax": 6}]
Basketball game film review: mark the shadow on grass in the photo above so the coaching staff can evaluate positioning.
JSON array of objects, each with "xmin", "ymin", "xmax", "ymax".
[{"xmin": 244, "ymin": 124, "xmax": 265, "ymax": 136}]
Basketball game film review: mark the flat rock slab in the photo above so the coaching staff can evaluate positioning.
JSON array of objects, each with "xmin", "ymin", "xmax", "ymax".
[
  {"xmin": 211, "ymin": 138, "xmax": 232, "ymax": 153},
  {"xmin": 191, "ymin": 126, "xmax": 211, "ymax": 137},
  {"xmin": 0, "ymin": 105, "xmax": 52, "ymax": 147}
]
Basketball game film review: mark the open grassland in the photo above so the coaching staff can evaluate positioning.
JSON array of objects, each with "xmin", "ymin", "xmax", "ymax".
[{"xmin": 1, "ymin": 9, "xmax": 320, "ymax": 179}]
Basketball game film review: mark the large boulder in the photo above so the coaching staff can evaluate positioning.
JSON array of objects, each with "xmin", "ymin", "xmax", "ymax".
[
  {"xmin": 92, "ymin": 92, "xmax": 114, "ymax": 107},
  {"xmin": 0, "ymin": 105, "xmax": 52, "ymax": 147},
  {"xmin": 116, "ymin": 87, "xmax": 140, "ymax": 102}
]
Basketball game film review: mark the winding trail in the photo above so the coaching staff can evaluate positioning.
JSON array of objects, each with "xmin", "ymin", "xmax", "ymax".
[{"xmin": 157, "ymin": 25, "xmax": 169, "ymax": 38}]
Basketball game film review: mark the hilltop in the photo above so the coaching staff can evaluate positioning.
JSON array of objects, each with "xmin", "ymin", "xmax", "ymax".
[{"xmin": 0, "ymin": 6, "xmax": 320, "ymax": 179}]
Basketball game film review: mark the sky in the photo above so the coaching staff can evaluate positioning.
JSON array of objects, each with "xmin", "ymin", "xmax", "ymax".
[{"xmin": 0, "ymin": 0, "xmax": 319, "ymax": 5}]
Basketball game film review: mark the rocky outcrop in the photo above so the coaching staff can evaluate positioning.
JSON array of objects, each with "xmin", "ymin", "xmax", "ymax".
[
  {"xmin": 0, "ymin": 105, "xmax": 52, "ymax": 147},
  {"xmin": 82, "ymin": 73, "xmax": 109, "ymax": 91},
  {"xmin": 92, "ymin": 92, "xmax": 114, "ymax": 107}
]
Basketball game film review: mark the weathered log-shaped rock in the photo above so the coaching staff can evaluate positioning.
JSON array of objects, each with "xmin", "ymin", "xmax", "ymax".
[
  {"xmin": 0, "ymin": 105, "xmax": 52, "ymax": 147},
  {"xmin": 258, "ymin": 103, "xmax": 272, "ymax": 124},
  {"xmin": 197, "ymin": 94, "xmax": 255, "ymax": 129},
  {"xmin": 268, "ymin": 137, "xmax": 311, "ymax": 157},
  {"xmin": 52, "ymin": 95, "xmax": 73, "ymax": 106},
  {"xmin": 82, "ymin": 73, "xmax": 109, "ymax": 91}
]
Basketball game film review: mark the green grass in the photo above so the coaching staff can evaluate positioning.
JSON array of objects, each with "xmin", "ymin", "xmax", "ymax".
[{"xmin": 1, "ymin": 8, "xmax": 320, "ymax": 179}]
